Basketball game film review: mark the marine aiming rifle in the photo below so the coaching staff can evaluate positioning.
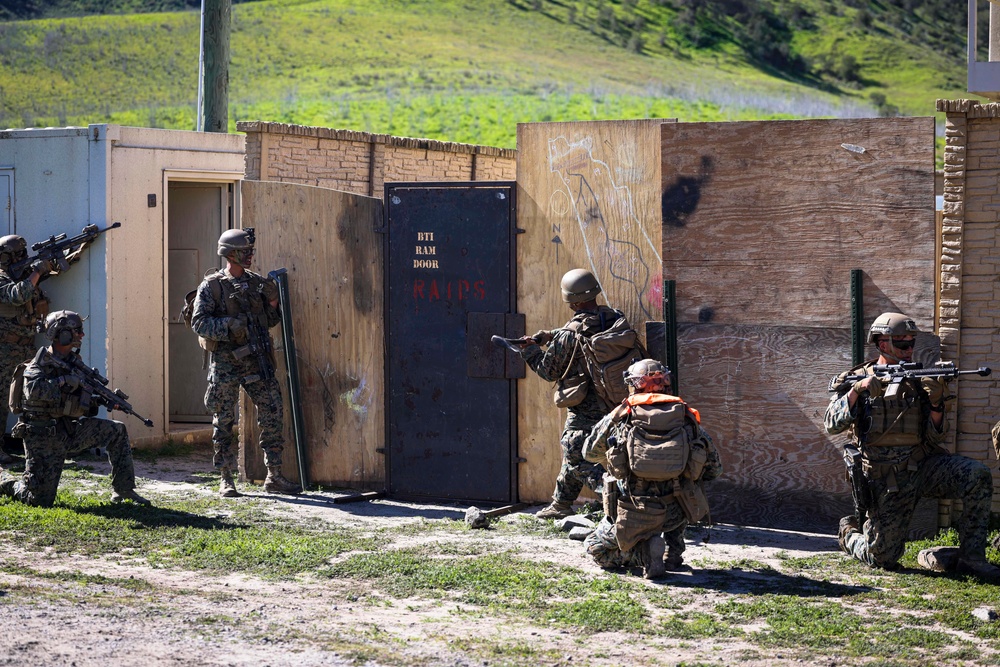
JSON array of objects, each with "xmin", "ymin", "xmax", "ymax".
[
  {"xmin": 9, "ymin": 222, "xmax": 121, "ymax": 279},
  {"xmin": 829, "ymin": 361, "xmax": 991, "ymax": 398},
  {"xmin": 49, "ymin": 354, "xmax": 154, "ymax": 427},
  {"xmin": 228, "ymin": 281, "xmax": 277, "ymax": 383}
]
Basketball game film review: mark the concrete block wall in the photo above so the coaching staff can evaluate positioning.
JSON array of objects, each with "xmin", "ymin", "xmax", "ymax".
[
  {"xmin": 937, "ymin": 99, "xmax": 1000, "ymax": 513},
  {"xmin": 238, "ymin": 121, "xmax": 516, "ymax": 196}
]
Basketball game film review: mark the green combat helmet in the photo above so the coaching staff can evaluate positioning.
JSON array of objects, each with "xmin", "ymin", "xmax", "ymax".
[
  {"xmin": 0, "ymin": 235, "xmax": 27, "ymax": 269},
  {"xmin": 44, "ymin": 310, "xmax": 84, "ymax": 345},
  {"xmin": 867, "ymin": 312, "xmax": 920, "ymax": 344},
  {"xmin": 217, "ymin": 228, "xmax": 256, "ymax": 267},
  {"xmin": 560, "ymin": 268, "xmax": 601, "ymax": 303}
]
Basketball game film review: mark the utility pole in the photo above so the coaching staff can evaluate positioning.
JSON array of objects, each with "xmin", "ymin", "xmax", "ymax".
[{"xmin": 201, "ymin": 0, "xmax": 231, "ymax": 132}]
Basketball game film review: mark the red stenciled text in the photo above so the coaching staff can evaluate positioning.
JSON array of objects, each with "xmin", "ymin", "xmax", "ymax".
[{"xmin": 413, "ymin": 279, "xmax": 486, "ymax": 301}]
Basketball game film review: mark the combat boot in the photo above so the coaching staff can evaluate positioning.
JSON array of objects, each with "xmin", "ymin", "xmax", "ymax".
[
  {"xmin": 642, "ymin": 535, "xmax": 666, "ymax": 580},
  {"xmin": 837, "ymin": 516, "xmax": 860, "ymax": 554},
  {"xmin": 536, "ymin": 500, "xmax": 574, "ymax": 519},
  {"xmin": 111, "ymin": 488, "xmax": 151, "ymax": 506},
  {"xmin": 219, "ymin": 467, "xmax": 241, "ymax": 498},
  {"xmin": 0, "ymin": 474, "xmax": 17, "ymax": 498},
  {"xmin": 956, "ymin": 557, "xmax": 1000, "ymax": 581},
  {"xmin": 263, "ymin": 465, "xmax": 301, "ymax": 495},
  {"xmin": 664, "ymin": 550, "xmax": 684, "ymax": 571}
]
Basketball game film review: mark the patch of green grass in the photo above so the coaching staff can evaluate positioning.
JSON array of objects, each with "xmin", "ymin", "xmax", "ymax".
[
  {"xmin": 0, "ymin": 481, "xmax": 375, "ymax": 578},
  {"xmin": 660, "ymin": 610, "xmax": 742, "ymax": 640},
  {"xmin": 321, "ymin": 549, "xmax": 649, "ymax": 632}
]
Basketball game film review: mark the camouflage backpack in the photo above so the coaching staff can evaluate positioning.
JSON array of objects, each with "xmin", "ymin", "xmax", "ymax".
[{"xmin": 565, "ymin": 308, "xmax": 646, "ymax": 409}]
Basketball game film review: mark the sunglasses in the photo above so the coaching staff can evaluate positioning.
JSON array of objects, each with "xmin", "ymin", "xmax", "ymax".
[{"xmin": 888, "ymin": 338, "xmax": 915, "ymax": 350}]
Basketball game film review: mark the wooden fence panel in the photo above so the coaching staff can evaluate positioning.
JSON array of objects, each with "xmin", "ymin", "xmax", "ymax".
[
  {"xmin": 239, "ymin": 181, "xmax": 384, "ymax": 488},
  {"xmin": 662, "ymin": 117, "xmax": 936, "ymax": 529},
  {"xmin": 516, "ymin": 119, "xmax": 672, "ymax": 502}
]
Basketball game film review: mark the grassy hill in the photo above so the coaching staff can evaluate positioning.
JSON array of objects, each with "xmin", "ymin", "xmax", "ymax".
[{"xmin": 0, "ymin": 0, "xmax": 975, "ymax": 148}]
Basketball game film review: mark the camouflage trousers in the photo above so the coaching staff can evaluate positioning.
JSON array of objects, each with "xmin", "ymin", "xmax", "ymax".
[
  {"xmin": 844, "ymin": 452, "xmax": 993, "ymax": 568},
  {"xmin": 0, "ymin": 338, "xmax": 35, "ymax": 434},
  {"xmin": 552, "ymin": 426, "xmax": 606, "ymax": 504},
  {"xmin": 0, "ymin": 417, "xmax": 136, "ymax": 507},
  {"xmin": 584, "ymin": 515, "xmax": 687, "ymax": 570},
  {"xmin": 205, "ymin": 353, "xmax": 284, "ymax": 470}
]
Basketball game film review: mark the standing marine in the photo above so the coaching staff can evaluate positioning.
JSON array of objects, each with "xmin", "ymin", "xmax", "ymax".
[
  {"xmin": 582, "ymin": 359, "xmax": 722, "ymax": 579},
  {"xmin": 0, "ymin": 311, "xmax": 149, "ymax": 507},
  {"xmin": 826, "ymin": 312, "xmax": 999, "ymax": 577},
  {"xmin": 190, "ymin": 228, "xmax": 301, "ymax": 498},
  {"xmin": 515, "ymin": 268, "xmax": 635, "ymax": 519},
  {"xmin": 0, "ymin": 235, "xmax": 52, "ymax": 465}
]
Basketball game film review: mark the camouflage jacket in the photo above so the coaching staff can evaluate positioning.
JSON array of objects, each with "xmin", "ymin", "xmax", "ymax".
[
  {"xmin": 825, "ymin": 361, "xmax": 946, "ymax": 465},
  {"xmin": 0, "ymin": 268, "xmax": 46, "ymax": 336},
  {"xmin": 19, "ymin": 346, "xmax": 88, "ymax": 420},
  {"xmin": 190, "ymin": 267, "xmax": 280, "ymax": 347},
  {"xmin": 583, "ymin": 393, "xmax": 722, "ymax": 496},
  {"xmin": 520, "ymin": 307, "xmax": 619, "ymax": 428}
]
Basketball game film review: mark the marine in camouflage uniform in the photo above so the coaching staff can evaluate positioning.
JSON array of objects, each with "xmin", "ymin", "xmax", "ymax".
[
  {"xmin": 517, "ymin": 269, "xmax": 629, "ymax": 519},
  {"xmin": 0, "ymin": 235, "xmax": 51, "ymax": 464},
  {"xmin": 191, "ymin": 228, "xmax": 299, "ymax": 497},
  {"xmin": 582, "ymin": 359, "xmax": 721, "ymax": 579},
  {"xmin": 0, "ymin": 311, "xmax": 148, "ymax": 507},
  {"xmin": 826, "ymin": 312, "xmax": 998, "ymax": 577}
]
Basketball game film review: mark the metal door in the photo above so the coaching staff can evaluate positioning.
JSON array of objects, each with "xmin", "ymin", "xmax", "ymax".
[
  {"xmin": 167, "ymin": 181, "xmax": 228, "ymax": 422},
  {"xmin": 385, "ymin": 182, "xmax": 521, "ymax": 503},
  {"xmin": 0, "ymin": 170, "xmax": 12, "ymax": 234}
]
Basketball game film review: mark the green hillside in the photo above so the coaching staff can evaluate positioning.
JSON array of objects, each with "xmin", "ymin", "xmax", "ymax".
[{"xmin": 0, "ymin": 0, "xmax": 975, "ymax": 148}]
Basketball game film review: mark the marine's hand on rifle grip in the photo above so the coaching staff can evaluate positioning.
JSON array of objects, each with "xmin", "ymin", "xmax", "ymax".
[
  {"xmin": 31, "ymin": 258, "xmax": 54, "ymax": 276},
  {"xmin": 532, "ymin": 330, "xmax": 553, "ymax": 346},
  {"xmin": 921, "ymin": 376, "xmax": 947, "ymax": 405},
  {"xmin": 228, "ymin": 315, "xmax": 249, "ymax": 345},
  {"xmin": 854, "ymin": 376, "xmax": 882, "ymax": 399}
]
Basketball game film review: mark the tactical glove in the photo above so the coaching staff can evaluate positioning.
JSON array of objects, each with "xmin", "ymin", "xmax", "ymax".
[
  {"xmin": 228, "ymin": 316, "xmax": 249, "ymax": 344},
  {"xmin": 921, "ymin": 376, "xmax": 947, "ymax": 406},
  {"xmin": 532, "ymin": 329, "xmax": 553, "ymax": 345},
  {"xmin": 59, "ymin": 374, "xmax": 81, "ymax": 392},
  {"xmin": 31, "ymin": 258, "xmax": 54, "ymax": 276},
  {"xmin": 854, "ymin": 376, "xmax": 883, "ymax": 400},
  {"xmin": 262, "ymin": 278, "xmax": 279, "ymax": 304}
]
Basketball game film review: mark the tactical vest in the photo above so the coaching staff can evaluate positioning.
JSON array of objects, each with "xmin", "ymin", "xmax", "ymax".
[
  {"xmin": 0, "ymin": 270, "xmax": 45, "ymax": 327},
  {"xmin": 848, "ymin": 363, "xmax": 924, "ymax": 448},
  {"xmin": 200, "ymin": 271, "xmax": 271, "ymax": 343}
]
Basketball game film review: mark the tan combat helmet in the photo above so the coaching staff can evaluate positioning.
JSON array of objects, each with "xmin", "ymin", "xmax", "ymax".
[
  {"xmin": 217, "ymin": 228, "xmax": 255, "ymax": 257},
  {"xmin": 867, "ymin": 312, "xmax": 920, "ymax": 344},
  {"xmin": 0, "ymin": 235, "xmax": 27, "ymax": 268},
  {"xmin": 560, "ymin": 268, "xmax": 602, "ymax": 303}
]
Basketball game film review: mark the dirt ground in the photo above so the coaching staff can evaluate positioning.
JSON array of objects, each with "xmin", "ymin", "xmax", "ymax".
[{"xmin": 0, "ymin": 450, "xmax": 965, "ymax": 667}]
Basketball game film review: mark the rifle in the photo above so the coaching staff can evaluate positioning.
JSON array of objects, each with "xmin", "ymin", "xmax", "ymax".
[
  {"xmin": 227, "ymin": 280, "xmax": 276, "ymax": 382},
  {"xmin": 829, "ymin": 361, "xmax": 991, "ymax": 398},
  {"xmin": 9, "ymin": 222, "xmax": 121, "ymax": 279},
  {"xmin": 50, "ymin": 354, "xmax": 154, "ymax": 427}
]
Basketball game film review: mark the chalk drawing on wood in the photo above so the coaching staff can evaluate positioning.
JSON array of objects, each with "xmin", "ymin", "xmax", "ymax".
[{"xmin": 547, "ymin": 135, "xmax": 661, "ymax": 318}]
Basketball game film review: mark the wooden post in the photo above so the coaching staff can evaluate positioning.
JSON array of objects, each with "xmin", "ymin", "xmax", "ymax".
[{"xmin": 202, "ymin": 0, "xmax": 230, "ymax": 133}]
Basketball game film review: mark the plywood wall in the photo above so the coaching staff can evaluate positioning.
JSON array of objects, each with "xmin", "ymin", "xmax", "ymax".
[
  {"xmin": 516, "ymin": 119, "xmax": 671, "ymax": 503},
  {"xmin": 661, "ymin": 117, "xmax": 936, "ymax": 530},
  {"xmin": 239, "ymin": 181, "xmax": 384, "ymax": 488}
]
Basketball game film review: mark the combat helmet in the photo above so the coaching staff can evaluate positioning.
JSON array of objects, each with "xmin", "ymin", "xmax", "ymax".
[
  {"xmin": 0, "ymin": 235, "xmax": 27, "ymax": 268},
  {"xmin": 867, "ymin": 312, "xmax": 920, "ymax": 344},
  {"xmin": 217, "ymin": 228, "xmax": 255, "ymax": 257},
  {"xmin": 560, "ymin": 268, "xmax": 602, "ymax": 303},
  {"xmin": 44, "ymin": 310, "xmax": 85, "ymax": 346},
  {"xmin": 624, "ymin": 358, "xmax": 670, "ymax": 391}
]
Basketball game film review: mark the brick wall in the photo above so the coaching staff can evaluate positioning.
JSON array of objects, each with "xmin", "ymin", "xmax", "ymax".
[
  {"xmin": 937, "ymin": 99, "xmax": 1000, "ymax": 514},
  {"xmin": 238, "ymin": 121, "xmax": 516, "ymax": 197}
]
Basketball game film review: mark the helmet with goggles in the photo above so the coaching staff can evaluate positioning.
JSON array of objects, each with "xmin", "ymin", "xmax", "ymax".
[
  {"xmin": 623, "ymin": 359, "xmax": 671, "ymax": 392},
  {"xmin": 867, "ymin": 312, "xmax": 920, "ymax": 344}
]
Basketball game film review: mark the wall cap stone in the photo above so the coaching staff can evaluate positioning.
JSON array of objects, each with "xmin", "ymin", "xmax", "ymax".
[{"xmin": 236, "ymin": 121, "xmax": 516, "ymax": 158}]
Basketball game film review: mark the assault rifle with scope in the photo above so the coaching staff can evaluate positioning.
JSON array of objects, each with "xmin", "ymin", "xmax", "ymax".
[
  {"xmin": 9, "ymin": 222, "xmax": 120, "ymax": 279},
  {"xmin": 829, "ymin": 361, "xmax": 991, "ymax": 396},
  {"xmin": 49, "ymin": 354, "xmax": 154, "ymax": 427}
]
